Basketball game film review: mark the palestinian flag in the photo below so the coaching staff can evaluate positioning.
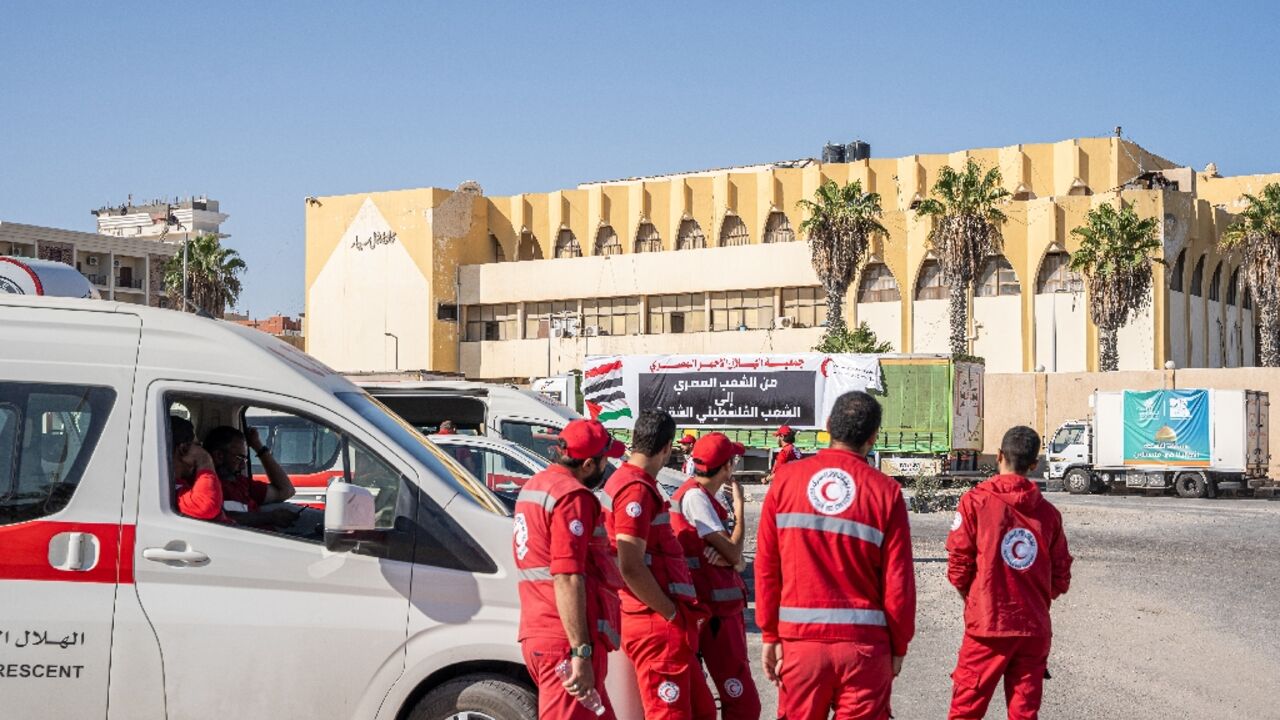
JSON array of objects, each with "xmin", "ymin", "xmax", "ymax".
[{"xmin": 583, "ymin": 357, "xmax": 632, "ymax": 425}]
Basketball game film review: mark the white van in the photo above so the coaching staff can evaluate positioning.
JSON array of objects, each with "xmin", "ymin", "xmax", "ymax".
[{"xmin": 0, "ymin": 296, "xmax": 537, "ymax": 719}]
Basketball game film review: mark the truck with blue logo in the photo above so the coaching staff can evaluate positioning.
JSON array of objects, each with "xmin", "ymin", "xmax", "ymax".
[{"xmin": 1045, "ymin": 389, "xmax": 1271, "ymax": 498}]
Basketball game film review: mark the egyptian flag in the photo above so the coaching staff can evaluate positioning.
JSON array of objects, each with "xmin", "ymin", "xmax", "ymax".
[{"xmin": 583, "ymin": 357, "xmax": 632, "ymax": 424}]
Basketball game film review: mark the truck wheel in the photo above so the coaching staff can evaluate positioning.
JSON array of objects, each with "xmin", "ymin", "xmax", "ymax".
[
  {"xmin": 1174, "ymin": 471, "xmax": 1208, "ymax": 499},
  {"xmin": 1065, "ymin": 469, "xmax": 1093, "ymax": 495},
  {"xmin": 408, "ymin": 674, "xmax": 537, "ymax": 720}
]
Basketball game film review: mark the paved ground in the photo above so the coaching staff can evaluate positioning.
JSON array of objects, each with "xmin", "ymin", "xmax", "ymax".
[{"xmin": 735, "ymin": 489, "xmax": 1280, "ymax": 719}]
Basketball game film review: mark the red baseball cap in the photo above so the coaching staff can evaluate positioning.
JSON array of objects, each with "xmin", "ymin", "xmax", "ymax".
[
  {"xmin": 559, "ymin": 419, "xmax": 627, "ymax": 460},
  {"xmin": 775, "ymin": 425, "xmax": 794, "ymax": 437},
  {"xmin": 678, "ymin": 433, "xmax": 697, "ymax": 446},
  {"xmin": 691, "ymin": 433, "xmax": 745, "ymax": 471}
]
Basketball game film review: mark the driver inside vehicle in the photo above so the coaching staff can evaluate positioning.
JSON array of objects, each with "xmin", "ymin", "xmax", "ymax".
[{"xmin": 203, "ymin": 425, "xmax": 301, "ymax": 530}]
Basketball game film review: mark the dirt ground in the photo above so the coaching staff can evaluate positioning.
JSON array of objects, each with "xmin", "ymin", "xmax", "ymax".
[{"xmin": 737, "ymin": 490, "xmax": 1280, "ymax": 719}]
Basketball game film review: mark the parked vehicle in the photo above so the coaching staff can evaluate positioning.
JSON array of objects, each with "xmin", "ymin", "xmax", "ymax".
[
  {"xmin": 1046, "ymin": 389, "xmax": 1271, "ymax": 497},
  {"xmin": 1, "ymin": 295, "xmax": 538, "ymax": 719},
  {"xmin": 1, "ymin": 255, "xmax": 99, "ymax": 299},
  {"xmin": 431, "ymin": 433, "xmax": 550, "ymax": 509}
]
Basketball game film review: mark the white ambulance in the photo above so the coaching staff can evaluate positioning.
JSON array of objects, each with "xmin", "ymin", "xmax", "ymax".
[{"xmin": 0, "ymin": 295, "xmax": 537, "ymax": 719}]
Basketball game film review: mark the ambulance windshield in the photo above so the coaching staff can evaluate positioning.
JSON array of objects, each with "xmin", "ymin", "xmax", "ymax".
[{"xmin": 337, "ymin": 391, "xmax": 508, "ymax": 516}]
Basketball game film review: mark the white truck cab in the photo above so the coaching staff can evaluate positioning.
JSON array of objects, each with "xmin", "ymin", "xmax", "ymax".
[
  {"xmin": 0, "ymin": 296, "xmax": 538, "ymax": 719},
  {"xmin": 1045, "ymin": 420, "xmax": 1091, "ymax": 493}
]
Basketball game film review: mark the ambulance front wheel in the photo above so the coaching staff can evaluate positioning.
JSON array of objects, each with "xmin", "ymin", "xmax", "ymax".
[
  {"xmin": 409, "ymin": 673, "xmax": 537, "ymax": 720},
  {"xmin": 1065, "ymin": 469, "xmax": 1094, "ymax": 495}
]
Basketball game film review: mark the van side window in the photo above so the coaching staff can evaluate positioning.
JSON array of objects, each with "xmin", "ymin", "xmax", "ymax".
[
  {"xmin": 0, "ymin": 383, "xmax": 116, "ymax": 526},
  {"xmin": 499, "ymin": 421, "xmax": 562, "ymax": 461}
]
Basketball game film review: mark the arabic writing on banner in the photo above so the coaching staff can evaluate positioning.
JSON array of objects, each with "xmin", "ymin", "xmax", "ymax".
[
  {"xmin": 584, "ymin": 353, "xmax": 883, "ymax": 430},
  {"xmin": 641, "ymin": 371, "xmax": 815, "ymax": 426},
  {"xmin": 1122, "ymin": 389, "xmax": 1211, "ymax": 466}
]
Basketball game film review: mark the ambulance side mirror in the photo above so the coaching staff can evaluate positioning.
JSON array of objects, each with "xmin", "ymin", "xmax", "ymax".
[{"xmin": 324, "ymin": 482, "xmax": 383, "ymax": 552}]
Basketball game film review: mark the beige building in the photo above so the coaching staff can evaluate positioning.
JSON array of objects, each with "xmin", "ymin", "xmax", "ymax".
[
  {"xmin": 304, "ymin": 137, "xmax": 1280, "ymax": 379},
  {"xmin": 1, "ymin": 197, "xmax": 227, "ymax": 307}
]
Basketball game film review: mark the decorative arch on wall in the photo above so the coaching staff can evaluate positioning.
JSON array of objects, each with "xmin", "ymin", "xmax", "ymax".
[
  {"xmin": 676, "ymin": 218, "xmax": 706, "ymax": 250},
  {"xmin": 1227, "ymin": 267, "xmax": 1240, "ymax": 306},
  {"xmin": 719, "ymin": 215, "xmax": 750, "ymax": 247},
  {"xmin": 490, "ymin": 233, "xmax": 506, "ymax": 262},
  {"xmin": 634, "ymin": 222, "xmax": 662, "ymax": 253},
  {"xmin": 763, "ymin": 211, "xmax": 796, "ymax": 243},
  {"xmin": 1169, "ymin": 249, "xmax": 1186, "ymax": 292},
  {"xmin": 594, "ymin": 225, "xmax": 621, "ymax": 256},
  {"xmin": 1208, "ymin": 262, "xmax": 1223, "ymax": 302},
  {"xmin": 1035, "ymin": 248, "xmax": 1081, "ymax": 293},
  {"xmin": 915, "ymin": 258, "xmax": 949, "ymax": 300},
  {"xmin": 517, "ymin": 231, "xmax": 543, "ymax": 261},
  {"xmin": 1189, "ymin": 255, "xmax": 1205, "ymax": 297},
  {"xmin": 555, "ymin": 228, "xmax": 581, "ymax": 258},
  {"xmin": 857, "ymin": 262, "xmax": 901, "ymax": 303},
  {"xmin": 975, "ymin": 255, "xmax": 1021, "ymax": 297}
]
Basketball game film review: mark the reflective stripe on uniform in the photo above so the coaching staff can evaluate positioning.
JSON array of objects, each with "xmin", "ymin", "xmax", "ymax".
[
  {"xmin": 711, "ymin": 587, "xmax": 745, "ymax": 602},
  {"xmin": 778, "ymin": 606, "xmax": 886, "ymax": 626},
  {"xmin": 593, "ymin": 525, "xmax": 607, "ymax": 538},
  {"xmin": 669, "ymin": 582, "xmax": 697, "ymax": 598},
  {"xmin": 516, "ymin": 489, "xmax": 556, "ymax": 512},
  {"xmin": 652, "ymin": 512, "xmax": 670, "ymax": 526},
  {"xmin": 775, "ymin": 512, "xmax": 884, "ymax": 546},
  {"xmin": 598, "ymin": 491, "xmax": 614, "ymax": 511},
  {"xmin": 685, "ymin": 556, "xmax": 701, "ymax": 569},
  {"xmin": 518, "ymin": 566, "xmax": 553, "ymax": 582},
  {"xmin": 597, "ymin": 619, "xmax": 621, "ymax": 647}
]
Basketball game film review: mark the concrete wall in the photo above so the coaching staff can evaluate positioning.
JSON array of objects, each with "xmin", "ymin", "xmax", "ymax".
[
  {"xmin": 1033, "ymin": 293, "xmax": 1086, "ymax": 371},
  {"xmin": 974, "ymin": 296, "xmax": 1024, "ymax": 374},
  {"xmin": 911, "ymin": 299, "xmax": 949, "ymax": 354},
  {"xmin": 984, "ymin": 368, "xmax": 1280, "ymax": 479},
  {"xmin": 857, "ymin": 301, "xmax": 901, "ymax": 352}
]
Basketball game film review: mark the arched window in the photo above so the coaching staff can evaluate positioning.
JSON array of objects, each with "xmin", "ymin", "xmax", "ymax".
[
  {"xmin": 517, "ymin": 231, "xmax": 542, "ymax": 261},
  {"xmin": 915, "ymin": 259, "xmax": 949, "ymax": 300},
  {"xmin": 763, "ymin": 211, "xmax": 796, "ymax": 243},
  {"xmin": 1189, "ymin": 256, "xmax": 1205, "ymax": 297},
  {"xmin": 1169, "ymin": 249, "xmax": 1185, "ymax": 292},
  {"xmin": 676, "ymin": 219, "xmax": 705, "ymax": 250},
  {"xmin": 1227, "ymin": 268, "xmax": 1240, "ymax": 306},
  {"xmin": 490, "ymin": 233, "xmax": 505, "ymax": 263},
  {"xmin": 857, "ymin": 263, "xmax": 900, "ymax": 303},
  {"xmin": 555, "ymin": 229, "xmax": 581, "ymax": 258},
  {"xmin": 719, "ymin": 215, "xmax": 750, "ymax": 247},
  {"xmin": 1208, "ymin": 262, "xmax": 1223, "ymax": 302},
  {"xmin": 975, "ymin": 256, "xmax": 1021, "ymax": 297},
  {"xmin": 1036, "ymin": 251, "xmax": 1081, "ymax": 293},
  {"xmin": 594, "ymin": 225, "xmax": 621, "ymax": 256},
  {"xmin": 634, "ymin": 223, "xmax": 662, "ymax": 253},
  {"xmin": 1244, "ymin": 287, "xmax": 1253, "ymax": 310}
]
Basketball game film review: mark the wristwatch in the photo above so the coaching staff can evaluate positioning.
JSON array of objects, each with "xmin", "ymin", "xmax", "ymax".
[
  {"xmin": 255, "ymin": 445, "xmax": 272, "ymax": 457},
  {"xmin": 569, "ymin": 644, "xmax": 593, "ymax": 659}
]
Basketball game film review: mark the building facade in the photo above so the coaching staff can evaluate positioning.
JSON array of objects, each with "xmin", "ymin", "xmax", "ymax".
[
  {"xmin": 1, "ymin": 197, "xmax": 226, "ymax": 307},
  {"xmin": 304, "ymin": 137, "xmax": 1280, "ymax": 379}
]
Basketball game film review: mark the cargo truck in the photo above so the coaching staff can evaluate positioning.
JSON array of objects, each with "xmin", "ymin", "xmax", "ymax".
[
  {"xmin": 582, "ymin": 353, "xmax": 984, "ymax": 479},
  {"xmin": 1045, "ymin": 389, "xmax": 1270, "ymax": 498}
]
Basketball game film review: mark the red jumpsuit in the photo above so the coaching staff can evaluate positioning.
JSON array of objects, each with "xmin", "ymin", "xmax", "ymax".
[
  {"xmin": 603, "ymin": 463, "xmax": 715, "ymax": 720},
  {"xmin": 176, "ymin": 469, "xmax": 225, "ymax": 521},
  {"xmin": 671, "ymin": 479, "xmax": 761, "ymax": 720},
  {"xmin": 946, "ymin": 474, "xmax": 1073, "ymax": 720},
  {"xmin": 755, "ymin": 449, "xmax": 916, "ymax": 720},
  {"xmin": 515, "ymin": 465, "xmax": 623, "ymax": 720}
]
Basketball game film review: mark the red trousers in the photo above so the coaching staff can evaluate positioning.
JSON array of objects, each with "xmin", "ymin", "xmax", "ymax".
[
  {"xmin": 948, "ymin": 634, "xmax": 1052, "ymax": 720},
  {"xmin": 621, "ymin": 610, "xmax": 716, "ymax": 720},
  {"xmin": 522, "ymin": 637, "xmax": 616, "ymax": 720},
  {"xmin": 777, "ymin": 638, "xmax": 893, "ymax": 720},
  {"xmin": 699, "ymin": 612, "xmax": 762, "ymax": 720}
]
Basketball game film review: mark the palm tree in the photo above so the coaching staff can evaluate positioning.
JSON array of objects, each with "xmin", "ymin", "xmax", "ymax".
[
  {"xmin": 1222, "ymin": 183, "xmax": 1280, "ymax": 366},
  {"xmin": 814, "ymin": 321, "xmax": 894, "ymax": 353},
  {"xmin": 1068, "ymin": 201, "xmax": 1162, "ymax": 371},
  {"xmin": 163, "ymin": 233, "xmax": 246, "ymax": 318},
  {"xmin": 914, "ymin": 160, "xmax": 1010, "ymax": 357},
  {"xmin": 797, "ymin": 180, "xmax": 887, "ymax": 336}
]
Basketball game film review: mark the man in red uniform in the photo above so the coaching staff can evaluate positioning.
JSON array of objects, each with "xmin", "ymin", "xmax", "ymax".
[
  {"xmin": 764, "ymin": 425, "xmax": 799, "ymax": 484},
  {"xmin": 170, "ymin": 416, "xmax": 222, "ymax": 521},
  {"xmin": 756, "ymin": 391, "xmax": 916, "ymax": 720},
  {"xmin": 670, "ymin": 433, "xmax": 760, "ymax": 720},
  {"xmin": 946, "ymin": 426, "xmax": 1073, "ymax": 720},
  {"xmin": 514, "ymin": 419, "xmax": 626, "ymax": 719},
  {"xmin": 204, "ymin": 425, "xmax": 298, "ymax": 529},
  {"xmin": 603, "ymin": 409, "xmax": 715, "ymax": 720},
  {"xmin": 678, "ymin": 433, "xmax": 697, "ymax": 476}
]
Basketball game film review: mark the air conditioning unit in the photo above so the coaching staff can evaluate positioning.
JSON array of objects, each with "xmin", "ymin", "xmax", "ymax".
[
  {"xmin": 113, "ymin": 258, "xmax": 121, "ymax": 268},
  {"xmin": 583, "ymin": 325, "xmax": 601, "ymax": 337},
  {"xmin": 550, "ymin": 326, "xmax": 567, "ymax": 339},
  {"xmin": 86, "ymin": 256, "xmax": 99, "ymax": 267},
  {"xmin": 775, "ymin": 315, "xmax": 796, "ymax": 330}
]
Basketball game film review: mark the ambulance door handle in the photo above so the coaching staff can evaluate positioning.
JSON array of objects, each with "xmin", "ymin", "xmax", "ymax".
[{"xmin": 143, "ymin": 544, "xmax": 210, "ymax": 567}]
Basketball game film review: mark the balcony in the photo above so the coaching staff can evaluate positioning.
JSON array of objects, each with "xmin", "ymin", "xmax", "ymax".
[
  {"xmin": 115, "ymin": 276, "xmax": 145, "ymax": 291},
  {"xmin": 83, "ymin": 273, "xmax": 108, "ymax": 286}
]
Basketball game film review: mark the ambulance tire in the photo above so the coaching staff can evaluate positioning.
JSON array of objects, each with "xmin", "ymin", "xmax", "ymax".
[
  {"xmin": 1065, "ymin": 469, "xmax": 1094, "ymax": 495},
  {"xmin": 1174, "ymin": 471, "xmax": 1208, "ymax": 499},
  {"xmin": 409, "ymin": 673, "xmax": 537, "ymax": 720}
]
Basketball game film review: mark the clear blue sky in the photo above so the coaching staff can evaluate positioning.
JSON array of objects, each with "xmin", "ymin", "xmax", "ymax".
[{"xmin": 3, "ymin": 1, "xmax": 1277, "ymax": 317}]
